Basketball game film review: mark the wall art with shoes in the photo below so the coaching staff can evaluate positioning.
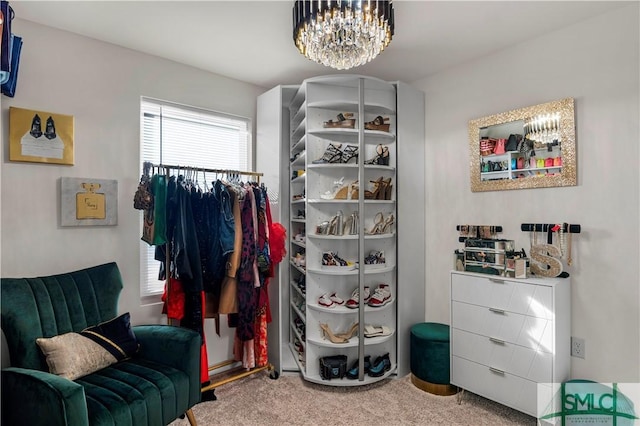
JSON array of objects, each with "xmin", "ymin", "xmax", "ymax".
[{"xmin": 9, "ymin": 106, "xmax": 74, "ymax": 165}]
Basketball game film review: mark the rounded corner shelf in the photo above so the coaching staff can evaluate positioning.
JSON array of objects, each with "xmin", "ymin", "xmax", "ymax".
[{"xmin": 301, "ymin": 364, "xmax": 397, "ymax": 387}]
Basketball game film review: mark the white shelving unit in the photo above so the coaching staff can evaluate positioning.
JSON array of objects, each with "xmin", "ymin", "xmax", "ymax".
[{"xmin": 257, "ymin": 76, "xmax": 425, "ymax": 385}]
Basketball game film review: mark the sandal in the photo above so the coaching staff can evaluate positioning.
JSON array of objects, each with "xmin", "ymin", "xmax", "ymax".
[
  {"xmin": 323, "ymin": 113, "xmax": 356, "ymax": 129},
  {"xmin": 312, "ymin": 143, "xmax": 343, "ymax": 164},
  {"xmin": 364, "ymin": 324, "xmax": 393, "ymax": 337},
  {"xmin": 364, "ymin": 116, "xmax": 390, "ymax": 132},
  {"xmin": 365, "ymin": 144, "xmax": 390, "ymax": 166},
  {"xmin": 341, "ymin": 145, "xmax": 359, "ymax": 164},
  {"xmin": 366, "ymin": 212, "xmax": 385, "ymax": 235}
]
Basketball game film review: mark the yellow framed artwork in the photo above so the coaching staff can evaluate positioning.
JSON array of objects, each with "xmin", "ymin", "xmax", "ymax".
[{"xmin": 9, "ymin": 106, "xmax": 74, "ymax": 165}]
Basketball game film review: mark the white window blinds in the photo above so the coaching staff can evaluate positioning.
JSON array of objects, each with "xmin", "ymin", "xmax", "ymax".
[{"xmin": 139, "ymin": 97, "xmax": 251, "ymax": 298}]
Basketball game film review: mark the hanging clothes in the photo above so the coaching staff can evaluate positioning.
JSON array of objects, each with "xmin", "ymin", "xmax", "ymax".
[{"xmin": 136, "ymin": 165, "xmax": 284, "ymax": 375}]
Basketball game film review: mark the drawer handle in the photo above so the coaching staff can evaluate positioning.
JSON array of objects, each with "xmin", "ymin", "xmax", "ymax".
[
  {"xmin": 489, "ymin": 278, "xmax": 505, "ymax": 284},
  {"xmin": 489, "ymin": 337, "xmax": 505, "ymax": 345},
  {"xmin": 489, "ymin": 367, "xmax": 505, "ymax": 375},
  {"xmin": 489, "ymin": 307, "xmax": 505, "ymax": 314}
]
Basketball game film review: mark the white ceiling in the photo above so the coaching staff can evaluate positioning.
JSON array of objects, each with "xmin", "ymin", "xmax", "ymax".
[{"xmin": 13, "ymin": 1, "xmax": 629, "ymax": 89}]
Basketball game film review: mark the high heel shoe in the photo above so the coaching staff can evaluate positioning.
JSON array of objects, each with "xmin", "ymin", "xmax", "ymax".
[
  {"xmin": 365, "ymin": 144, "xmax": 390, "ymax": 166},
  {"xmin": 381, "ymin": 214, "xmax": 394, "ymax": 233},
  {"xmin": 343, "ymin": 211, "xmax": 358, "ymax": 235},
  {"xmin": 366, "ymin": 177, "xmax": 386, "ymax": 200},
  {"xmin": 364, "ymin": 116, "xmax": 390, "ymax": 132},
  {"xmin": 313, "ymin": 143, "xmax": 343, "ymax": 164},
  {"xmin": 316, "ymin": 220, "xmax": 330, "ymax": 235},
  {"xmin": 30, "ymin": 114, "xmax": 43, "ymax": 138},
  {"xmin": 335, "ymin": 322, "xmax": 359, "ymax": 340},
  {"xmin": 328, "ymin": 210, "xmax": 344, "ymax": 236},
  {"xmin": 320, "ymin": 177, "xmax": 346, "ymax": 199},
  {"xmin": 346, "ymin": 355, "xmax": 371, "ymax": 379},
  {"xmin": 341, "ymin": 145, "xmax": 358, "ymax": 164},
  {"xmin": 366, "ymin": 212, "xmax": 385, "ymax": 235},
  {"xmin": 44, "ymin": 116, "xmax": 57, "ymax": 140},
  {"xmin": 319, "ymin": 323, "xmax": 349, "ymax": 344},
  {"xmin": 380, "ymin": 178, "xmax": 393, "ymax": 200},
  {"xmin": 323, "ymin": 113, "xmax": 356, "ymax": 129},
  {"xmin": 368, "ymin": 353, "xmax": 391, "ymax": 377}
]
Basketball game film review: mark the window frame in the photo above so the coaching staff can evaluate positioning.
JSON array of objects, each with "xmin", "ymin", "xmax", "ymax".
[{"xmin": 138, "ymin": 96, "xmax": 253, "ymax": 301}]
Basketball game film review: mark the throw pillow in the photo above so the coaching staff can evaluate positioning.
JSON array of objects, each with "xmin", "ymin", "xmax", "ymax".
[{"xmin": 36, "ymin": 312, "xmax": 139, "ymax": 380}]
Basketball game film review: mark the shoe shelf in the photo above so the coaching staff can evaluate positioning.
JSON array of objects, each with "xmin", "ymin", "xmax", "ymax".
[
  {"xmin": 307, "ymin": 297, "xmax": 396, "ymax": 314},
  {"xmin": 308, "ymin": 128, "xmax": 396, "ymax": 144},
  {"xmin": 309, "ymin": 234, "xmax": 359, "ymax": 240},
  {"xmin": 291, "ymin": 238, "xmax": 305, "ymax": 249},
  {"xmin": 290, "ymin": 280, "xmax": 305, "ymax": 299},
  {"xmin": 288, "ymin": 342, "xmax": 306, "ymax": 371},
  {"xmin": 291, "ymin": 151, "xmax": 306, "ymax": 168},
  {"xmin": 306, "ymin": 265, "xmax": 396, "ymax": 275},
  {"xmin": 291, "ymin": 118, "xmax": 306, "ymax": 143},
  {"xmin": 307, "ymin": 332, "xmax": 395, "ymax": 349},
  {"xmin": 291, "ymin": 135, "xmax": 306, "ymax": 154},
  {"xmin": 286, "ymin": 75, "xmax": 399, "ymax": 387},
  {"xmin": 291, "ymin": 101, "xmax": 306, "ymax": 130},
  {"xmin": 303, "ymin": 366, "xmax": 396, "ymax": 387},
  {"xmin": 290, "ymin": 300, "xmax": 306, "ymax": 322},
  {"xmin": 307, "ymin": 100, "xmax": 395, "ymax": 117},
  {"xmin": 291, "ymin": 174, "xmax": 305, "ymax": 184},
  {"xmin": 290, "ymin": 260, "xmax": 306, "ymax": 275}
]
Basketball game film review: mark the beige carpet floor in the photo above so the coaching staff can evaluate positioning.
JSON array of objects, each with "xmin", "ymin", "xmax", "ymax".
[{"xmin": 171, "ymin": 372, "xmax": 536, "ymax": 425}]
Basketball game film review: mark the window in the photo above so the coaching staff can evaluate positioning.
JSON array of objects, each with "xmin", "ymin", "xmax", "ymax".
[{"xmin": 139, "ymin": 97, "xmax": 251, "ymax": 298}]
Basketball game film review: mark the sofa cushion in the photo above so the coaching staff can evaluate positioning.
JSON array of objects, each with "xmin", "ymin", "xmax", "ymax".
[
  {"xmin": 75, "ymin": 357, "xmax": 191, "ymax": 426},
  {"xmin": 36, "ymin": 313, "xmax": 139, "ymax": 380}
]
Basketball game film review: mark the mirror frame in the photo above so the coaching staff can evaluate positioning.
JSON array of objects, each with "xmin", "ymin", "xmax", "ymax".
[{"xmin": 469, "ymin": 98, "xmax": 576, "ymax": 192}]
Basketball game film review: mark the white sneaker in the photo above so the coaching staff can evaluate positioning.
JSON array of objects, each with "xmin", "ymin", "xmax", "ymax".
[
  {"xmin": 329, "ymin": 292, "xmax": 345, "ymax": 306},
  {"xmin": 318, "ymin": 293, "xmax": 334, "ymax": 308},
  {"xmin": 345, "ymin": 286, "xmax": 370, "ymax": 309},
  {"xmin": 368, "ymin": 284, "xmax": 391, "ymax": 307}
]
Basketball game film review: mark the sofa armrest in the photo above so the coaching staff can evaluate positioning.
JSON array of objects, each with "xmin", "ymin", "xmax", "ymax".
[
  {"xmin": 132, "ymin": 325, "xmax": 202, "ymax": 405},
  {"xmin": 1, "ymin": 367, "xmax": 89, "ymax": 426}
]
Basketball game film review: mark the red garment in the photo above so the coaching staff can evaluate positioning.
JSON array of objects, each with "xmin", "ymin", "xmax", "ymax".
[
  {"xmin": 199, "ymin": 291, "xmax": 209, "ymax": 384},
  {"xmin": 161, "ymin": 278, "xmax": 185, "ymax": 320}
]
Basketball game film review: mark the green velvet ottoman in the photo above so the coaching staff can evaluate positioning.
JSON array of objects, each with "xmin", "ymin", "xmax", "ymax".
[{"xmin": 410, "ymin": 322, "xmax": 457, "ymax": 395}]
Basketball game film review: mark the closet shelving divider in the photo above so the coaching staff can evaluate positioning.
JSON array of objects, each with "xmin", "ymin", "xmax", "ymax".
[{"xmin": 145, "ymin": 162, "xmax": 279, "ymax": 392}]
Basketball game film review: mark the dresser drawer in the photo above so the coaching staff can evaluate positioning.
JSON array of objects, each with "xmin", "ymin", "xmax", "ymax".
[
  {"xmin": 452, "ymin": 301, "xmax": 553, "ymax": 352},
  {"xmin": 451, "ymin": 273, "xmax": 553, "ymax": 319},
  {"xmin": 452, "ymin": 328, "xmax": 552, "ymax": 382},
  {"xmin": 451, "ymin": 356, "xmax": 538, "ymax": 417}
]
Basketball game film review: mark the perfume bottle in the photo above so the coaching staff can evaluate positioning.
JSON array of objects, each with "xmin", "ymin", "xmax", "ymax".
[{"xmin": 76, "ymin": 183, "xmax": 106, "ymax": 220}]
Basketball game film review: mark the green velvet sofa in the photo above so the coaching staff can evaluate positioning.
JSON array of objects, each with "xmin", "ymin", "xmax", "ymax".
[{"xmin": 1, "ymin": 262, "xmax": 201, "ymax": 426}]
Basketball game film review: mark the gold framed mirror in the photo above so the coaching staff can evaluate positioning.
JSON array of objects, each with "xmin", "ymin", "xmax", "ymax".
[{"xmin": 469, "ymin": 98, "xmax": 576, "ymax": 192}]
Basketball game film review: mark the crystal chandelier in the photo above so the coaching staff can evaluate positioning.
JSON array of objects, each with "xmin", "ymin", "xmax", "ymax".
[{"xmin": 293, "ymin": 1, "xmax": 394, "ymax": 70}]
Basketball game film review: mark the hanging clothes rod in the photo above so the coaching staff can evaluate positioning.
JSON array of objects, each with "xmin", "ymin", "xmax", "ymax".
[
  {"xmin": 520, "ymin": 223, "xmax": 581, "ymax": 234},
  {"xmin": 144, "ymin": 161, "xmax": 264, "ymax": 179}
]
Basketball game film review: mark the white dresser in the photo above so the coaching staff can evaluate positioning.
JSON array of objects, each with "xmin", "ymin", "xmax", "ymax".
[{"xmin": 450, "ymin": 271, "xmax": 570, "ymax": 417}]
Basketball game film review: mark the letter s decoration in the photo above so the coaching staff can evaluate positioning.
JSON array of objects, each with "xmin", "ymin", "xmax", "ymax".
[{"xmin": 530, "ymin": 244, "xmax": 563, "ymax": 277}]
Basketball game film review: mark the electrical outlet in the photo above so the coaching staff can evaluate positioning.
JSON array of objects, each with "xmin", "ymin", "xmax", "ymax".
[{"xmin": 571, "ymin": 337, "xmax": 585, "ymax": 359}]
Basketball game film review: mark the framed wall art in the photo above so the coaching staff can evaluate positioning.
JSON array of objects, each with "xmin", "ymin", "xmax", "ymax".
[
  {"xmin": 9, "ymin": 106, "xmax": 74, "ymax": 165},
  {"xmin": 60, "ymin": 177, "xmax": 118, "ymax": 226}
]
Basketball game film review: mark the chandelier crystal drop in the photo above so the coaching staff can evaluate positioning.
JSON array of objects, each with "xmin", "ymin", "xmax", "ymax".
[{"xmin": 293, "ymin": 1, "xmax": 394, "ymax": 70}]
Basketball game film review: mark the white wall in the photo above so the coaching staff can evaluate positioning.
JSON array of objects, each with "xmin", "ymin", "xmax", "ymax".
[
  {"xmin": 1, "ymin": 19, "xmax": 265, "ymax": 367},
  {"xmin": 414, "ymin": 4, "xmax": 640, "ymax": 382}
]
